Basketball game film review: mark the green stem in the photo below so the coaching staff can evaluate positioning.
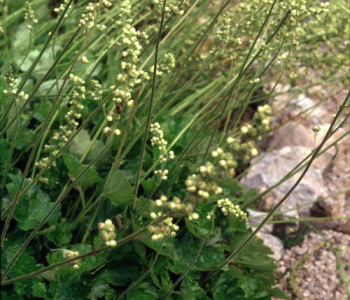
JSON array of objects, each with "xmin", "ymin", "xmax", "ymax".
[
  {"xmin": 202, "ymin": 91, "xmax": 349, "ymax": 283},
  {"xmin": 116, "ymin": 238, "xmax": 166, "ymax": 300},
  {"xmin": 133, "ymin": 0, "xmax": 167, "ymax": 207},
  {"xmin": 1, "ymin": 215, "xmax": 169, "ymax": 286},
  {"xmin": 0, "ymin": 0, "xmax": 75, "ymax": 129},
  {"xmin": 161, "ymin": 212, "xmax": 215, "ymax": 299}
]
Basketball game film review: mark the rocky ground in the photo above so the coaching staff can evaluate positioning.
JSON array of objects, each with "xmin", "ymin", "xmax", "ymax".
[{"xmin": 241, "ymin": 86, "xmax": 350, "ymax": 299}]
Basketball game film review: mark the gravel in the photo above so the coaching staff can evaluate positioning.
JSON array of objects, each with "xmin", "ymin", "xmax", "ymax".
[{"xmin": 273, "ymin": 230, "xmax": 350, "ymax": 300}]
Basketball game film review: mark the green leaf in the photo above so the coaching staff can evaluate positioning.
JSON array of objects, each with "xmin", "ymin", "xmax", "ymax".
[
  {"xmin": 16, "ymin": 47, "xmax": 60, "ymax": 78},
  {"xmin": 36, "ymin": 80, "xmax": 64, "ymax": 96},
  {"xmin": 170, "ymin": 237, "xmax": 225, "ymax": 274},
  {"xmin": 135, "ymin": 197, "xmax": 156, "ymax": 217},
  {"xmin": 49, "ymin": 272, "xmax": 89, "ymax": 300},
  {"xmin": 10, "ymin": 252, "xmax": 41, "ymax": 278},
  {"xmin": 267, "ymin": 287, "xmax": 292, "ymax": 300},
  {"xmin": 97, "ymin": 264, "xmax": 138, "ymax": 286},
  {"xmin": 46, "ymin": 244, "xmax": 98, "ymax": 273},
  {"xmin": 6, "ymin": 174, "xmax": 60, "ymax": 231},
  {"xmin": 47, "ymin": 219, "xmax": 73, "ymax": 247},
  {"xmin": 67, "ymin": 130, "xmax": 92, "ymax": 159},
  {"xmin": 185, "ymin": 202, "xmax": 219, "ymax": 239},
  {"xmin": 230, "ymin": 232, "xmax": 276, "ymax": 271},
  {"xmin": 180, "ymin": 280, "xmax": 211, "ymax": 300},
  {"xmin": 127, "ymin": 288, "xmax": 158, "ymax": 300},
  {"xmin": 103, "ymin": 169, "xmax": 134, "ymax": 206},
  {"xmin": 33, "ymin": 100, "xmax": 53, "ymax": 122},
  {"xmin": 0, "ymin": 138, "xmax": 10, "ymax": 165},
  {"xmin": 1, "ymin": 291, "xmax": 25, "ymax": 300},
  {"xmin": 67, "ymin": 130, "xmax": 109, "ymax": 163},
  {"xmin": 9, "ymin": 251, "xmax": 43, "ymax": 297},
  {"xmin": 141, "ymin": 236, "xmax": 176, "ymax": 259},
  {"xmin": 141, "ymin": 179, "xmax": 157, "ymax": 195},
  {"xmin": 32, "ymin": 282, "xmax": 47, "ymax": 298},
  {"xmin": 88, "ymin": 283, "xmax": 112, "ymax": 300},
  {"xmin": 63, "ymin": 153, "xmax": 102, "ymax": 187}
]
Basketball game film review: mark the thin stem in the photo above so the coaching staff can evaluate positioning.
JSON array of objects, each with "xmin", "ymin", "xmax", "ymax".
[
  {"xmin": 202, "ymin": 91, "xmax": 349, "ymax": 283},
  {"xmin": 0, "ymin": 29, "xmax": 88, "ymax": 247},
  {"xmin": 116, "ymin": 238, "xmax": 166, "ymax": 300},
  {"xmin": 1, "ymin": 133, "xmax": 112, "ymax": 281},
  {"xmin": 1, "ymin": 215, "xmax": 170, "ymax": 286},
  {"xmin": 0, "ymin": 0, "xmax": 75, "ymax": 128},
  {"xmin": 133, "ymin": 0, "xmax": 167, "ymax": 207},
  {"xmin": 161, "ymin": 212, "xmax": 215, "ymax": 300}
]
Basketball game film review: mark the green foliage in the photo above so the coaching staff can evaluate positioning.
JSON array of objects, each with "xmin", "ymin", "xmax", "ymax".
[
  {"xmin": 63, "ymin": 153, "xmax": 103, "ymax": 187},
  {"xmin": 103, "ymin": 169, "xmax": 134, "ymax": 206},
  {"xmin": 0, "ymin": 0, "xmax": 348, "ymax": 299},
  {"xmin": 6, "ymin": 174, "xmax": 60, "ymax": 230}
]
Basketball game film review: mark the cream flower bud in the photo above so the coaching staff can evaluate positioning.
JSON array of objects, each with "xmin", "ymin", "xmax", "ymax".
[
  {"xmin": 199, "ymin": 166, "xmax": 207, "ymax": 173},
  {"xmin": 251, "ymin": 148, "xmax": 258, "ymax": 156},
  {"xmin": 219, "ymin": 160, "xmax": 227, "ymax": 167},
  {"xmin": 103, "ymin": 127, "xmax": 111, "ymax": 134},
  {"xmin": 227, "ymin": 137, "xmax": 234, "ymax": 144},
  {"xmin": 202, "ymin": 191, "xmax": 210, "ymax": 199},
  {"xmin": 109, "ymin": 240, "xmax": 117, "ymax": 247},
  {"xmin": 81, "ymin": 56, "xmax": 89, "ymax": 64},
  {"xmin": 241, "ymin": 126, "xmax": 249, "ymax": 134}
]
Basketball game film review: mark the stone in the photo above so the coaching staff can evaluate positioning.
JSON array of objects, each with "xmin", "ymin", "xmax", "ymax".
[
  {"xmin": 241, "ymin": 149, "xmax": 328, "ymax": 218},
  {"xmin": 310, "ymin": 132, "xmax": 350, "ymax": 233},
  {"xmin": 269, "ymin": 122, "xmax": 315, "ymax": 150},
  {"xmin": 274, "ymin": 230, "xmax": 350, "ymax": 300},
  {"xmin": 256, "ymin": 232, "xmax": 284, "ymax": 261},
  {"xmin": 292, "ymin": 94, "xmax": 329, "ymax": 125},
  {"xmin": 277, "ymin": 146, "xmax": 335, "ymax": 172},
  {"xmin": 247, "ymin": 209, "xmax": 272, "ymax": 233}
]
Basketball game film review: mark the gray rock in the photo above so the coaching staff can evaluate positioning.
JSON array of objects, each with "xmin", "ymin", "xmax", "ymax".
[
  {"xmin": 247, "ymin": 209, "xmax": 273, "ymax": 233},
  {"xmin": 241, "ymin": 148, "xmax": 328, "ymax": 218},
  {"xmin": 269, "ymin": 122, "xmax": 315, "ymax": 150},
  {"xmin": 256, "ymin": 232, "xmax": 284, "ymax": 261}
]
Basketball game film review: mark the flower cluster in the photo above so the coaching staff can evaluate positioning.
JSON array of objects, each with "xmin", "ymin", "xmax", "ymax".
[
  {"xmin": 107, "ymin": 22, "xmax": 149, "ymax": 128},
  {"xmin": 147, "ymin": 194, "xmax": 196, "ymax": 240},
  {"xmin": 150, "ymin": 122, "xmax": 175, "ymax": 180},
  {"xmin": 24, "ymin": 1, "xmax": 38, "ymax": 30},
  {"xmin": 225, "ymin": 104, "xmax": 272, "ymax": 164},
  {"xmin": 153, "ymin": 0, "xmax": 185, "ymax": 16},
  {"xmin": 36, "ymin": 74, "xmax": 85, "ymax": 175},
  {"xmin": 154, "ymin": 195, "xmax": 194, "ymax": 214},
  {"xmin": 98, "ymin": 219, "xmax": 117, "ymax": 247},
  {"xmin": 116, "ymin": 24, "xmax": 149, "ymax": 83},
  {"xmin": 115, "ymin": 0, "xmax": 132, "ymax": 25},
  {"xmin": 90, "ymin": 79, "xmax": 103, "ymax": 101},
  {"xmin": 151, "ymin": 53, "xmax": 176, "ymax": 76},
  {"xmin": 216, "ymin": 14, "xmax": 232, "ymax": 45},
  {"xmin": 62, "ymin": 249, "xmax": 80, "ymax": 270},
  {"xmin": 79, "ymin": 2, "xmax": 98, "ymax": 28},
  {"xmin": 3, "ymin": 68, "xmax": 29, "ymax": 102},
  {"xmin": 53, "ymin": 0, "xmax": 71, "ymax": 18},
  {"xmin": 185, "ymin": 104, "xmax": 272, "ymax": 206},
  {"xmin": 217, "ymin": 198, "xmax": 248, "ymax": 220},
  {"xmin": 148, "ymin": 215, "xmax": 179, "ymax": 240},
  {"xmin": 66, "ymin": 74, "xmax": 85, "ymax": 126},
  {"xmin": 185, "ymin": 173, "xmax": 223, "ymax": 201}
]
